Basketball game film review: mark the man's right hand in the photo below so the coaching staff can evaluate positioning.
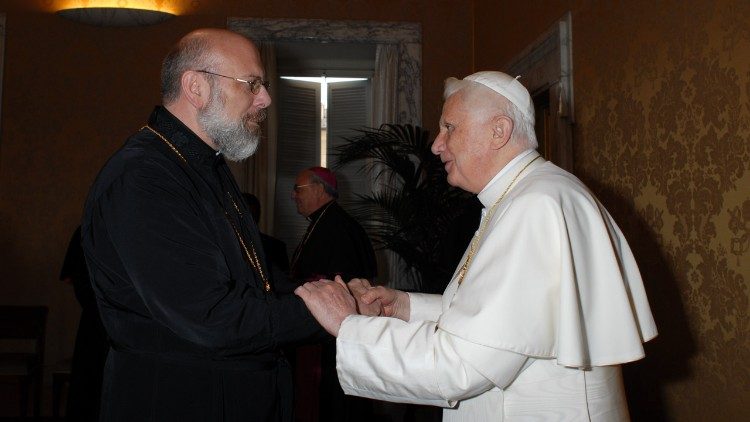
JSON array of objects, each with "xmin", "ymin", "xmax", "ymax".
[{"xmin": 348, "ymin": 279, "xmax": 410, "ymax": 321}]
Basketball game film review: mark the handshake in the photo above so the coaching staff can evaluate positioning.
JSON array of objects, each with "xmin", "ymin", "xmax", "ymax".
[{"xmin": 294, "ymin": 276, "xmax": 410, "ymax": 337}]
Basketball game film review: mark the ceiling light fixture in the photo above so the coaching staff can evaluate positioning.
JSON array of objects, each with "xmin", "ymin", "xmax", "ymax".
[{"xmin": 56, "ymin": 1, "xmax": 176, "ymax": 27}]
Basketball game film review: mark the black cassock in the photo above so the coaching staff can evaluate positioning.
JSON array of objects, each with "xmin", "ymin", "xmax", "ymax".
[
  {"xmin": 290, "ymin": 200, "xmax": 377, "ymax": 283},
  {"xmin": 60, "ymin": 225, "xmax": 109, "ymax": 422},
  {"xmin": 81, "ymin": 107, "xmax": 321, "ymax": 422},
  {"xmin": 290, "ymin": 200, "xmax": 377, "ymax": 422}
]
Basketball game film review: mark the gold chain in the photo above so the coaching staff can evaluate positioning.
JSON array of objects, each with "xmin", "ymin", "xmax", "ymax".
[
  {"xmin": 142, "ymin": 125, "xmax": 271, "ymax": 292},
  {"xmin": 143, "ymin": 125, "xmax": 187, "ymax": 163},
  {"xmin": 456, "ymin": 155, "xmax": 541, "ymax": 285},
  {"xmin": 224, "ymin": 200, "xmax": 271, "ymax": 292}
]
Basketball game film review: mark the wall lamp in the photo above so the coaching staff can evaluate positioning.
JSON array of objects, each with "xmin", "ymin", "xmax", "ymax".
[{"xmin": 56, "ymin": 2, "xmax": 176, "ymax": 27}]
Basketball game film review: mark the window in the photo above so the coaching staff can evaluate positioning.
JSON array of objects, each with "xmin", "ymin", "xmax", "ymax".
[{"xmin": 273, "ymin": 75, "xmax": 372, "ymax": 257}]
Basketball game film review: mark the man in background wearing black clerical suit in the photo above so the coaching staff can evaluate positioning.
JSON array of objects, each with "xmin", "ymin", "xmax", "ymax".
[
  {"xmin": 290, "ymin": 167, "xmax": 377, "ymax": 284},
  {"xmin": 289, "ymin": 166, "xmax": 377, "ymax": 422},
  {"xmin": 81, "ymin": 28, "xmax": 322, "ymax": 422}
]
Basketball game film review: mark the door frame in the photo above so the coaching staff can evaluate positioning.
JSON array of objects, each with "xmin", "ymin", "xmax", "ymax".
[{"xmin": 504, "ymin": 12, "xmax": 574, "ymax": 171}]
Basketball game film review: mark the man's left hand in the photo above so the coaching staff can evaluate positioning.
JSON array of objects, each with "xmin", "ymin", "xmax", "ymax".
[{"xmin": 295, "ymin": 275, "xmax": 356, "ymax": 336}]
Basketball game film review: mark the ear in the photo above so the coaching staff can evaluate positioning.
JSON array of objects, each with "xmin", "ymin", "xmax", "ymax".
[
  {"xmin": 180, "ymin": 70, "xmax": 209, "ymax": 109},
  {"xmin": 490, "ymin": 114, "xmax": 514, "ymax": 150},
  {"xmin": 313, "ymin": 182, "xmax": 328, "ymax": 200}
]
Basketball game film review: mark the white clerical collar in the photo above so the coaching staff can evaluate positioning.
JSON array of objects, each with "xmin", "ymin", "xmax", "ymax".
[{"xmin": 477, "ymin": 149, "xmax": 536, "ymax": 204}]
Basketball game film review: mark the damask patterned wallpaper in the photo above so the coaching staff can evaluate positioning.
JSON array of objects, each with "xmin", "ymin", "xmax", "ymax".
[
  {"xmin": 476, "ymin": 0, "xmax": 749, "ymax": 420},
  {"xmin": 574, "ymin": 2, "xmax": 749, "ymax": 420}
]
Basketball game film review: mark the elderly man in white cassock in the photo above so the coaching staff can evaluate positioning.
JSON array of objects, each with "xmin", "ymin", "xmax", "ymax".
[{"xmin": 295, "ymin": 71, "xmax": 658, "ymax": 421}]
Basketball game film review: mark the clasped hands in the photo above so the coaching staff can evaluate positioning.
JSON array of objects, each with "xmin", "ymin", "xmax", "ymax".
[{"xmin": 294, "ymin": 276, "xmax": 409, "ymax": 337}]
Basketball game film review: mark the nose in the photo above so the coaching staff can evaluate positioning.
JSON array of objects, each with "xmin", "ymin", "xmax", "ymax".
[
  {"xmin": 431, "ymin": 132, "xmax": 445, "ymax": 156},
  {"xmin": 255, "ymin": 85, "xmax": 272, "ymax": 109}
]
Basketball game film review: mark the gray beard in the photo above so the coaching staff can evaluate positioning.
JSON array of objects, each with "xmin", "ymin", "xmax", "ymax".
[{"xmin": 197, "ymin": 89, "xmax": 265, "ymax": 162}]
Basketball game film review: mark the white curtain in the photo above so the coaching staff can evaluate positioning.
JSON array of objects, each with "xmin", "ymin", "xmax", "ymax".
[
  {"xmin": 227, "ymin": 42, "xmax": 278, "ymax": 233},
  {"xmin": 371, "ymin": 44, "xmax": 403, "ymax": 287},
  {"xmin": 257, "ymin": 42, "xmax": 279, "ymax": 233},
  {"xmin": 372, "ymin": 44, "xmax": 398, "ymax": 127}
]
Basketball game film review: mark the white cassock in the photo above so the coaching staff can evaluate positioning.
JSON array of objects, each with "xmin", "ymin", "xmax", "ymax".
[{"xmin": 335, "ymin": 150, "xmax": 658, "ymax": 421}]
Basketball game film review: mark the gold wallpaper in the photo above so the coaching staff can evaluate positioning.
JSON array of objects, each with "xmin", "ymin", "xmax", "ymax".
[{"xmin": 572, "ymin": 1, "xmax": 750, "ymax": 420}]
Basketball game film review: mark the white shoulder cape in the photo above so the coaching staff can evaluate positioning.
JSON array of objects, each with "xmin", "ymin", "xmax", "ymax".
[{"xmin": 438, "ymin": 153, "xmax": 657, "ymax": 367}]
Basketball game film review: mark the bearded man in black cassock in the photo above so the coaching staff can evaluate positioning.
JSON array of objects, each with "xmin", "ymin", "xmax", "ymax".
[
  {"xmin": 289, "ymin": 166, "xmax": 377, "ymax": 422},
  {"xmin": 81, "ymin": 29, "xmax": 323, "ymax": 422}
]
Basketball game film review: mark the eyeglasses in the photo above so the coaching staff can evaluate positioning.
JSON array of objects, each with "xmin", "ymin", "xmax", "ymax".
[
  {"xmin": 292, "ymin": 183, "xmax": 318, "ymax": 193},
  {"xmin": 196, "ymin": 70, "xmax": 271, "ymax": 94}
]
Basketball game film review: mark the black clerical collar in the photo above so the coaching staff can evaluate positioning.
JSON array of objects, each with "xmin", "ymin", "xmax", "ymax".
[{"xmin": 147, "ymin": 106, "xmax": 223, "ymax": 167}]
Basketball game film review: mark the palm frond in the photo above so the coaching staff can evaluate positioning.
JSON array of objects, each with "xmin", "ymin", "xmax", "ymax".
[{"xmin": 332, "ymin": 124, "xmax": 472, "ymax": 291}]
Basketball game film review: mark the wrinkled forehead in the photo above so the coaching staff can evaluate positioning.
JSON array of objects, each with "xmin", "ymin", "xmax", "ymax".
[{"xmin": 440, "ymin": 91, "xmax": 471, "ymax": 119}]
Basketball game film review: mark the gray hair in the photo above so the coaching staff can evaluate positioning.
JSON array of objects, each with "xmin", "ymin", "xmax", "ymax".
[
  {"xmin": 161, "ymin": 36, "xmax": 217, "ymax": 104},
  {"xmin": 444, "ymin": 78, "xmax": 538, "ymax": 149},
  {"xmin": 309, "ymin": 172, "xmax": 339, "ymax": 199}
]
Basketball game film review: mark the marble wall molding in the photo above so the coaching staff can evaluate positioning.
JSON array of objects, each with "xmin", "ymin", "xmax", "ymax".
[
  {"xmin": 228, "ymin": 17, "xmax": 422, "ymax": 125},
  {"xmin": 504, "ymin": 11, "xmax": 574, "ymax": 171}
]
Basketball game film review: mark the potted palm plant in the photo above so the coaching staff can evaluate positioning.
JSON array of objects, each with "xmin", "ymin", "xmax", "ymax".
[{"xmin": 333, "ymin": 124, "xmax": 479, "ymax": 293}]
